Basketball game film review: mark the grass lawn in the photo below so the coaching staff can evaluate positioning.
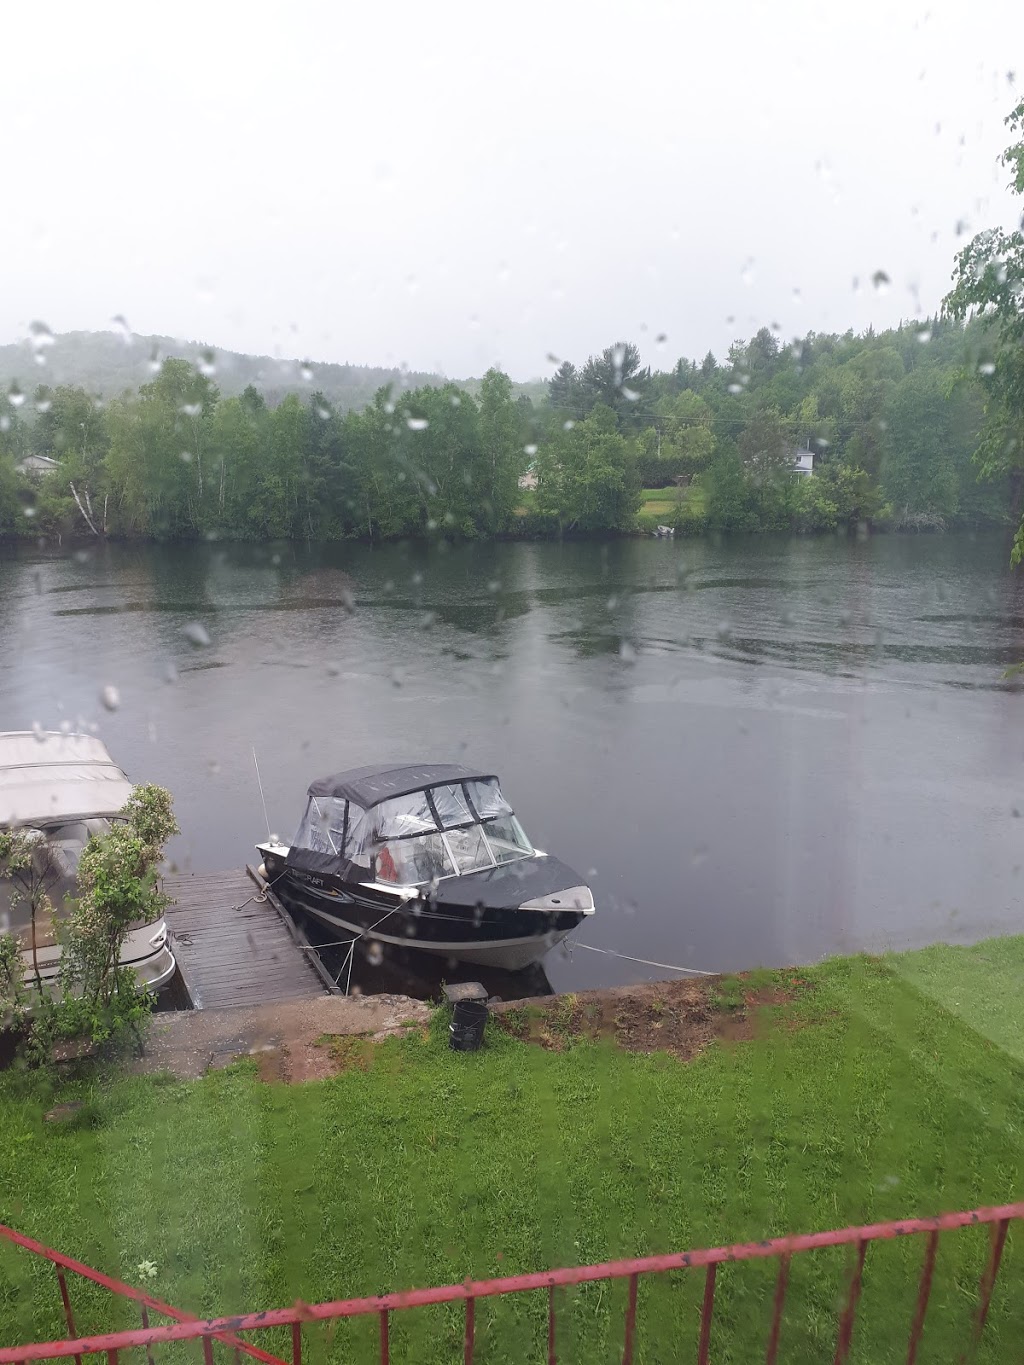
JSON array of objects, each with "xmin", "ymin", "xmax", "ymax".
[
  {"xmin": 639, "ymin": 485, "xmax": 705, "ymax": 521},
  {"xmin": 3, "ymin": 947, "xmax": 1024, "ymax": 1362}
]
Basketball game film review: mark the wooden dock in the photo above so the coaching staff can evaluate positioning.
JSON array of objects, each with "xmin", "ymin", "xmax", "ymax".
[{"xmin": 163, "ymin": 867, "xmax": 336, "ymax": 1009}]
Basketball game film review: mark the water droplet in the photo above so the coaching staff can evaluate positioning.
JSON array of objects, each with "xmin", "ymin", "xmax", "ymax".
[
  {"xmin": 32, "ymin": 722, "xmax": 46, "ymax": 743},
  {"xmin": 8, "ymin": 385, "xmax": 25, "ymax": 409},
  {"xmin": 35, "ymin": 397, "xmax": 51, "ymax": 414},
  {"xmin": 182, "ymin": 621, "xmax": 211, "ymax": 647},
  {"xmin": 300, "ymin": 361, "xmax": 314, "ymax": 382},
  {"xmin": 162, "ymin": 662, "xmax": 179, "ymax": 685},
  {"xmin": 546, "ymin": 352, "xmax": 560, "ymax": 365},
  {"xmin": 147, "ymin": 347, "xmax": 163, "ymax": 375},
  {"xmin": 740, "ymin": 258, "xmax": 755, "ymax": 285},
  {"xmin": 655, "ymin": 332, "xmax": 668, "ymax": 347},
  {"xmin": 727, "ymin": 383, "xmax": 744, "ymax": 395},
  {"xmin": 607, "ymin": 594, "xmax": 619, "ymax": 610},
  {"xmin": 619, "ymin": 640, "xmax": 637, "ymax": 663},
  {"xmin": 111, "ymin": 314, "xmax": 132, "ymax": 344},
  {"xmin": 390, "ymin": 666, "xmax": 404, "ymax": 688},
  {"xmin": 916, "ymin": 326, "xmax": 933, "ymax": 344},
  {"xmin": 23, "ymin": 505, "xmax": 36, "ymax": 518},
  {"xmin": 955, "ymin": 218, "xmax": 970, "ymax": 237},
  {"xmin": 691, "ymin": 845, "xmax": 709, "ymax": 867},
  {"xmin": 621, "ymin": 386, "xmax": 640, "ymax": 402},
  {"xmin": 198, "ymin": 349, "xmax": 217, "ymax": 378},
  {"xmin": 316, "ymin": 405, "xmax": 330, "ymax": 420},
  {"xmin": 364, "ymin": 939, "xmax": 384, "ymax": 967},
  {"xmin": 406, "ymin": 417, "xmax": 429, "ymax": 431},
  {"xmin": 99, "ymin": 684, "xmax": 120, "ymax": 712},
  {"xmin": 28, "ymin": 320, "xmax": 54, "ymax": 364},
  {"xmin": 523, "ymin": 443, "xmax": 538, "ymax": 456},
  {"xmin": 487, "ymin": 579, "xmax": 501, "ymax": 594},
  {"xmin": 449, "ymin": 394, "xmax": 461, "ymax": 407},
  {"xmin": 612, "ymin": 344, "xmax": 626, "ymax": 370},
  {"xmin": 179, "ymin": 402, "xmax": 201, "ymax": 419},
  {"xmin": 871, "ymin": 270, "xmax": 890, "ymax": 294},
  {"xmin": 179, "ymin": 450, "xmax": 193, "ymax": 463},
  {"xmin": 716, "ymin": 620, "xmax": 733, "ymax": 640},
  {"xmin": 0, "ymin": 416, "xmax": 9, "ymax": 433},
  {"xmin": 383, "ymin": 400, "xmax": 396, "ymax": 415},
  {"xmin": 562, "ymin": 419, "xmax": 575, "ymax": 431},
  {"xmin": 978, "ymin": 361, "xmax": 996, "ymax": 376}
]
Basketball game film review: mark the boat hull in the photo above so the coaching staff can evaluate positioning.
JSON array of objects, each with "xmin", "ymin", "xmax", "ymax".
[{"xmin": 261, "ymin": 851, "xmax": 591, "ymax": 971}]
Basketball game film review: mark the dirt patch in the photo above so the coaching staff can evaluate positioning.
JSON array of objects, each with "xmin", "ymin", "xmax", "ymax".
[
  {"xmin": 132, "ymin": 993, "xmax": 432, "ymax": 1082},
  {"xmin": 493, "ymin": 973, "xmax": 810, "ymax": 1062}
]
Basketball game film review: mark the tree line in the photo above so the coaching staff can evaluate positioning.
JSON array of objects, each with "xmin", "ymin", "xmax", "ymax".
[{"xmin": 0, "ymin": 313, "xmax": 1014, "ymax": 544}]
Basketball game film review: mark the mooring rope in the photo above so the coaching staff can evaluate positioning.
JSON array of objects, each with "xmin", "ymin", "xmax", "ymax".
[{"xmin": 573, "ymin": 942, "xmax": 717, "ymax": 976}]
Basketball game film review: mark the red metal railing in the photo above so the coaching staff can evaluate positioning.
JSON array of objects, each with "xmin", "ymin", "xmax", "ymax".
[{"xmin": 2, "ymin": 1203, "xmax": 1021, "ymax": 1364}]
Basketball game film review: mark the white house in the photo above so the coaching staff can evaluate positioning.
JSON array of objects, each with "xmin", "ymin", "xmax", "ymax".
[
  {"xmin": 15, "ymin": 453, "xmax": 59, "ymax": 478},
  {"xmin": 791, "ymin": 449, "xmax": 814, "ymax": 476}
]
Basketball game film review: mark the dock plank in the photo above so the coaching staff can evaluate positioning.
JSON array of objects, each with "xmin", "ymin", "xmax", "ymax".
[{"xmin": 163, "ymin": 869, "xmax": 329, "ymax": 1009}]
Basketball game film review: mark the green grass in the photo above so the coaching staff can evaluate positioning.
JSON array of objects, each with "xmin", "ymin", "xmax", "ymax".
[
  {"xmin": 639, "ymin": 484, "xmax": 706, "ymax": 520},
  {"xmin": 3, "ymin": 948, "xmax": 1024, "ymax": 1362}
]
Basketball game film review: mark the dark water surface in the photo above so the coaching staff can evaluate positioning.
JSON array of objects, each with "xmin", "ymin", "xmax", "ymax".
[{"xmin": 2, "ymin": 533, "xmax": 1023, "ymax": 993}]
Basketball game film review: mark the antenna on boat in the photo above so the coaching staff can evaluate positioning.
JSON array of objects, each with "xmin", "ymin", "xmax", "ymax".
[{"xmin": 253, "ymin": 747, "xmax": 272, "ymax": 841}]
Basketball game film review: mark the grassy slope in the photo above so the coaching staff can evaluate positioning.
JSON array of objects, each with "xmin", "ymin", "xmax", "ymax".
[{"xmin": 2, "ymin": 950, "xmax": 1024, "ymax": 1363}]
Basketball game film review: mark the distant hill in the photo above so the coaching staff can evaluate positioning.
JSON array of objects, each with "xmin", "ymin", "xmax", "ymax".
[
  {"xmin": 0, "ymin": 330, "xmax": 546, "ymax": 412},
  {"xmin": 0, "ymin": 330, "xmax": 446, "ymax": 412}
]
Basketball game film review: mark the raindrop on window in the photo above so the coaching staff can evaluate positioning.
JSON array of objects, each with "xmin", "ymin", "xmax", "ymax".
[
  {"xmin": 8, "ymin": 384, "xmax": 25, "ymax": 408},
  {"xmin": 450, "ymin": 394, "xmax": 461, "ymax": 407},
  {"xmin": 871, "ymin": 270, "xmax": 890, "ymax": 294},
  {"xmin": 182, "ymin": 621, "xmax": 211, "ymax": 647},
  {"xmin": 179, "ymin": 402, "xmax": 201, "ymax": 418},
  {"xmin": 35, "ymin": 397, "xmax": 51, "ymax": 414},
  {"xmin": 300, "ymin": 361, "xmax": 314, "ymax": 382},
  {"xmin": 563, "ymin": 419, "xmax": 575, "ymax": 431},
  {"xmin": 111, "ymin": 314, "xmax": 132, "ymax": 344},
  {"xmin": 147, "ymin": 347, "xmax": 163, "ymax": 375},
  {"xmin": 406, "ymin": 417, "xmax": 429, "ymax": 431},
  {"xmin": 179, "ymin": 450, "xmax": 193, "ymax": 464},
  {"xmin": 28, "ymin": 320, "xmax": 54, "ymax": 363},
  {"xmin": 655, "ymin": 333, "xmax": 668, "ymax": 347},
  {"xmin": 316, "ymin": 405, "xmax": 330, "ymax": 420},
  {"xmin": 978, "ymin": 361, "xmax": 996, "ymax": 376},
  {"xmin": 916, "ymin": 326, "xmax": 933, "ymax": 344},
  {"xmin": 621, "ymin": 386, "xmax": 640, "ymax": 402},
  {"xmin": 162, "ymin": 662, "xmax": 179, "ymax": 685},
  {"xmin": 546, "ymin": 352, "xmax": 560, "ymax": 365},
  {"xmin": 740, "ymin": 258, "xmax": 755, "ymax": 285},
  {"xmin": 523, "ymin": 443, "xmax": 538, "ymax": 456},
  {"xmin": 31, "ymin": 722, "xmax": 46, "ymax": 743},
  {"xmin": 619, "ymin": 640, "xmax": 637, "ymax": 663},
  {"xmin": 198, "ymin": 350, "xmax": 217, "ymax": 378},
  {"xmin": 99, "ymin": 684, "xmax": 121, "ymax": 712}
]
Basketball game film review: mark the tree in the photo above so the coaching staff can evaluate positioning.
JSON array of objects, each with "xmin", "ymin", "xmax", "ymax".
[
  {"xmin": 0, "ymin": 829, "xmax": 60, "ymax": 991},
  {"xmin": 535, "ymin": 404, "xmax": 639, "ymax": 532},
  {"xmin": 944, "ymin": 97, "xmax": 1024, "ymax": 555},
  {"xmin": 579, "ymin": 343, "xmax": 649, "ymax": 425},
  {"xmin": 478, "ymin": 369, "xmax": 523, "ymax": 532},
  {"xmin": 738, "ymin": 406, "xmax": 792, "ymax": 473},
  {"xmin": 548, "ymin": 361, "xmax": 583, "ymax": 418}
]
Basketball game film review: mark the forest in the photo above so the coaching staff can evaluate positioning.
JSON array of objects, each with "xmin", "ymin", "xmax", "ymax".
[{"xmin": 0, "ymin": 313, "xmax": 1015, "ymax": 544}]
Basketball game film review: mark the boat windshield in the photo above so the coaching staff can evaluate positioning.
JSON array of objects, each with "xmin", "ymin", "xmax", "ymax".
[{"xmin": 292, "ymin": 778, "xmax": 534, "ymax": 884}]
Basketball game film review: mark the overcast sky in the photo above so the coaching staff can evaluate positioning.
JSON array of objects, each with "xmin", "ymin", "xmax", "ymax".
[{"xmin": 2, "ymin": 0, "xmax": 1023, "ymax": 381}]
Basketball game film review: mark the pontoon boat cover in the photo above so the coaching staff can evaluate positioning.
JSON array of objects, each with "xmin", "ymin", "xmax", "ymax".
[
  {"xmin": 308, "ymin": 763, "xmax": 498, "ymax": 808},
  {"xmin": 0, "ymin": 731, "xmax": 134, "ymax": 827}
]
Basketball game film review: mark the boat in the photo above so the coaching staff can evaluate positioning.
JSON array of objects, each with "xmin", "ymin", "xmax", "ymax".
[
  {"xmin": 0, "ymin": 731, "xmax": 176, "ymax": 998},
  {"xmin": 256, "ymin": 763, "xmax": 595, "ymax": 970},
  {"xmin": 654, "ymin": 524, "xmax": 675, "ymax": 538}
]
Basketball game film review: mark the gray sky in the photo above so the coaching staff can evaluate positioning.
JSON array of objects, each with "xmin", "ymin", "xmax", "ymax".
[{"xmin": 2, "ymin": 0, "xmax": 1023, "ymax": 381}]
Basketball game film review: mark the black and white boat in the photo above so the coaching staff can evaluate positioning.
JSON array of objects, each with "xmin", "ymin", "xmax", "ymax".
[{"xmin": 256, "ymin": 763, "xmax": 595, "ymax": 970}]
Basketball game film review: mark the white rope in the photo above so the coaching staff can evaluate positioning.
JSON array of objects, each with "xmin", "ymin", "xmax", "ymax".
[{"xmin": 574, "ymin": 942, "xmax": 717, "ymax": 976}]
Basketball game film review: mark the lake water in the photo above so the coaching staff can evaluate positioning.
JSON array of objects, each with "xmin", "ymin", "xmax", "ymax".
[{"xmin": 2, "ymin": 532, "xmax": 1023, "ymax": 995}]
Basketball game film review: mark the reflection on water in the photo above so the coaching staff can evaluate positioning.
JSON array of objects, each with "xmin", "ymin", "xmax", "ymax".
[
  {"xmin": 2, "ymin": 531, "xmax": 1024, "ymax": 994},
  {"xmin": 302, "ymin": 914, "xmax": 554, "ymax": 1002}
]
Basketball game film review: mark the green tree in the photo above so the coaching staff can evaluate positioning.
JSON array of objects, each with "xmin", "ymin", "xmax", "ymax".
[
  {"xmin": 944, "ymin": 97, "xmax": 1024, "ymax": 555},
  {"xmin": 535, "ymin": 405, "xmax": 639, "ymax": 532}
]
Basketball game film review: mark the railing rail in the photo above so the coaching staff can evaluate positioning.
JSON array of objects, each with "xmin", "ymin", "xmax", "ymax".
[{"xmin": 3, "ymin": 1202, "xmax": 1021, "ymax": 1364}]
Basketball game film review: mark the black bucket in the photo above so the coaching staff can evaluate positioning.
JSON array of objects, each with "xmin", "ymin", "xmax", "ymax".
[{"xmin": 449, "ymin": 998, "xmax": 488, "ymax": 1052}]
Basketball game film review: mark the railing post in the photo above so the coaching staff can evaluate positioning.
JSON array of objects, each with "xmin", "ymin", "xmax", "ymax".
[
  {"xmin": 140, "ymin": 1305, "xmax": 156, "ymax": 1365},
  {"xmin": 697, "ymin": 1263, "xmax": 717, "ymax": 1365},
  {"xmin": 463, "ymin": 1297, "xmax": 475, "ymax": 1365},
  {"xmin": 291, "ymin": 1321, "xmax": 301, "ymax": 1365},
  {"xmin": 54, "ymin": 1268, "xmax": 82, "ymax": 1365},
  {"xmin": 765, "ymin": 1254, "xmax": 790, "ymax": 1365},
  {"xmin": 960, "ymin": 1217, "xmax": 1010, "ymax": 1362},
  {"xmin": 906, "ymin": 1230, "xmax": 939, "ymax": 1365},
  {"xmin": 203, "ymin": 1333, "xmax": 214, "ymax": 1365},
  {"xmin": 622, "ymin": 1273, "xmax": 638, "ymax": 1365},
  {"xmin": 547, "ymin": 1284, "xmax": 556, "ymax": 1365},
  {"xmin": 833, "ymin": 1239, "xmax": 867, "ymax": 1365}
]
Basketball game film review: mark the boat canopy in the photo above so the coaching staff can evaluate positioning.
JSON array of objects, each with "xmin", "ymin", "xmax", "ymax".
[
  {"xmin": 307, "ymin": 763, "xmax": 498, "ymax": 807},
  {"xmin": 289, "ymin": 766, "xmax": 534, "ymax": 885},
  {"xmin": 0, "ymin": 731, "xmax": 135, "ymax": 828}
]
